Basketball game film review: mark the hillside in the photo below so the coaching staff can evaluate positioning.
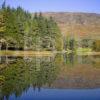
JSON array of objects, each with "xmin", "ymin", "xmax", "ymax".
[{"xmin": 42, "ymin": 12, "xmax": 100, "ymax": 38}]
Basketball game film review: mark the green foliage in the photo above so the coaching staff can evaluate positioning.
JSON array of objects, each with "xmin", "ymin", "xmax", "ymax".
[
  {"xmin": 0, "ymin": 7, "xmax": 5, "ymax": 38},
  {"xmin": 92, "ymin": 40, "xmax": 100, "ymax": 51},
  {"xmin": 0, "ymin": 4, "xmax": 62, "ymax": 51},
  {"xmin": 0, "ymin": 56, "xmax": 59, "ymax": 98},
  {"xmin": 64, "ymin": 36, "xmax": 76, "ymax": 51}
]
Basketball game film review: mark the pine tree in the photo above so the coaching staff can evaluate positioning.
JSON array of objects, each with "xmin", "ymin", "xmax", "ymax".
[{"xmin": 0, "ymin": 4, "xmax": 62, "ymax": 51}]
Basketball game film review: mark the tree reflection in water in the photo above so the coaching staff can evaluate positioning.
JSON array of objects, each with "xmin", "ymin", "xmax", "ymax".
[
  {"xmin": 0, "ymin": 54, "xmax": 100, "ymax": 100},
  {"xmin": 0, "ymin": 55, "xmax": 60, "ymax": 99}
]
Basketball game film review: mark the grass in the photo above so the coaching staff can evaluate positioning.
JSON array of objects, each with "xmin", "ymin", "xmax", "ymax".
[
  {"xmin": 0, "ymin": 50, "xmax": 53, "ymax": 56},
  {"xmin": 0, "ymin": 49, "xmax": 100, "ymax": 56},
  {"xmin": 76, "ymin": 47, "xmax": 100, "ymax": 55},
  {"xmin": 76, "ymin": 47, "xmax": 92, "ymax": 52}
]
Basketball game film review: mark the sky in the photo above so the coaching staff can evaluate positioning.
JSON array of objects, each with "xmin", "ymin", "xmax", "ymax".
[{"xmin": 0, "ymin": 0, "xmax": 100, "ymax": 13}]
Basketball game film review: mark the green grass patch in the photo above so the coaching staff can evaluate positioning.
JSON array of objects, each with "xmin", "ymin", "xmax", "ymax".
[{"xmin": 76, "ymin": 47, "xmax": 92, "ymax": 52}]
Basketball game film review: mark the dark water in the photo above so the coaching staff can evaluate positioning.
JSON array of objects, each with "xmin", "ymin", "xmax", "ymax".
[{"xmin": 0, "ymin": 54, "xmax": 100, "ymax": 100}]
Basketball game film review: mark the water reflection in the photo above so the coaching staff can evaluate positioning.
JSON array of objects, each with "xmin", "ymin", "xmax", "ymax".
[
  {"xmin": 0, "ymin": 54, "xmax": 100, "ymax": 100},
  {"xmin": 0, "ymin": 55, "xmax": 60, "ymax": 99}
]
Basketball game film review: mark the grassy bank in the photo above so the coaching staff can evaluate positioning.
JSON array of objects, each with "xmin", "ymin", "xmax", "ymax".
[
  {"xmin": 0, "ymin": 49, "xmax": 100, "ymax": 56},
  {"xmin": 0, "ymin": 50, "xmax": 53, "ymax": 56},
  {"xmin": 76, "ymin": 47, "xmax": 92, "ymax": 52}
]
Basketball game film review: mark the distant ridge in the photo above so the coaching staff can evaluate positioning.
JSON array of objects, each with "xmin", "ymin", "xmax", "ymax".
[{"xmin": 38, "ymin": 12, "xmax": 100, "ymax": 39}]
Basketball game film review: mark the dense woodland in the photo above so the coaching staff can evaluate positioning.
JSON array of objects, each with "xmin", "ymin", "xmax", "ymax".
[
  {"xmin": 0, "ymin": 2, "xmax": 62, "ymax": 51},
  {"xmin": 0, "ymin": 2, "xmax": 100, "ymax": 51}
]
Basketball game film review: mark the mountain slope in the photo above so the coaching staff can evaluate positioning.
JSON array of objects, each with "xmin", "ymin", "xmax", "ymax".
[{"xmin": 42, "ymin": 12, "xmax": 100, "ymax": 38}]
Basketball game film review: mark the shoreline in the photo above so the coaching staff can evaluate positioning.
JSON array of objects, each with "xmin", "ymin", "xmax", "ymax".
[
  {"xmin": 0, "ymin": 50, "xmax": 53, "ymax": 56},
  {"xmin": 0, "ymin": 50, "xmax": 100, "ymax": 56}
]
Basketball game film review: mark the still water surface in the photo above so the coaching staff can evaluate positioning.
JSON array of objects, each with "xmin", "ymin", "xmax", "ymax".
[{"xmin": 0, "ymin": 54, "xmax": 100, "ymax": 100}]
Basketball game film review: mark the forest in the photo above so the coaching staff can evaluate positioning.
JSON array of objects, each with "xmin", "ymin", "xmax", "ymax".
[
  {"xmin": 0, "ymin": 2, "xmax": 62, "ymax": 51},
  {"xmin": 0, "ymin": 2, "xmax": 100, "ymax": 52}
]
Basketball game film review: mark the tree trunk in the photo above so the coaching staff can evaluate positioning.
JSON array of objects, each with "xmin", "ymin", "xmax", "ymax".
[
  {"xmin": 6, "ymin": 43, "xmax": 8, "ymax": 51},
  {"xmin": 0, "ymin": 43, "xmax": 1, "ymax": 51}
]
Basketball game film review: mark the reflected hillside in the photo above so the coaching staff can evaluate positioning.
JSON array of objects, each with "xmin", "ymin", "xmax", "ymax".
[{"xmin": 52, "ymin": 54, "xmax": 100, "ymax": 89}]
